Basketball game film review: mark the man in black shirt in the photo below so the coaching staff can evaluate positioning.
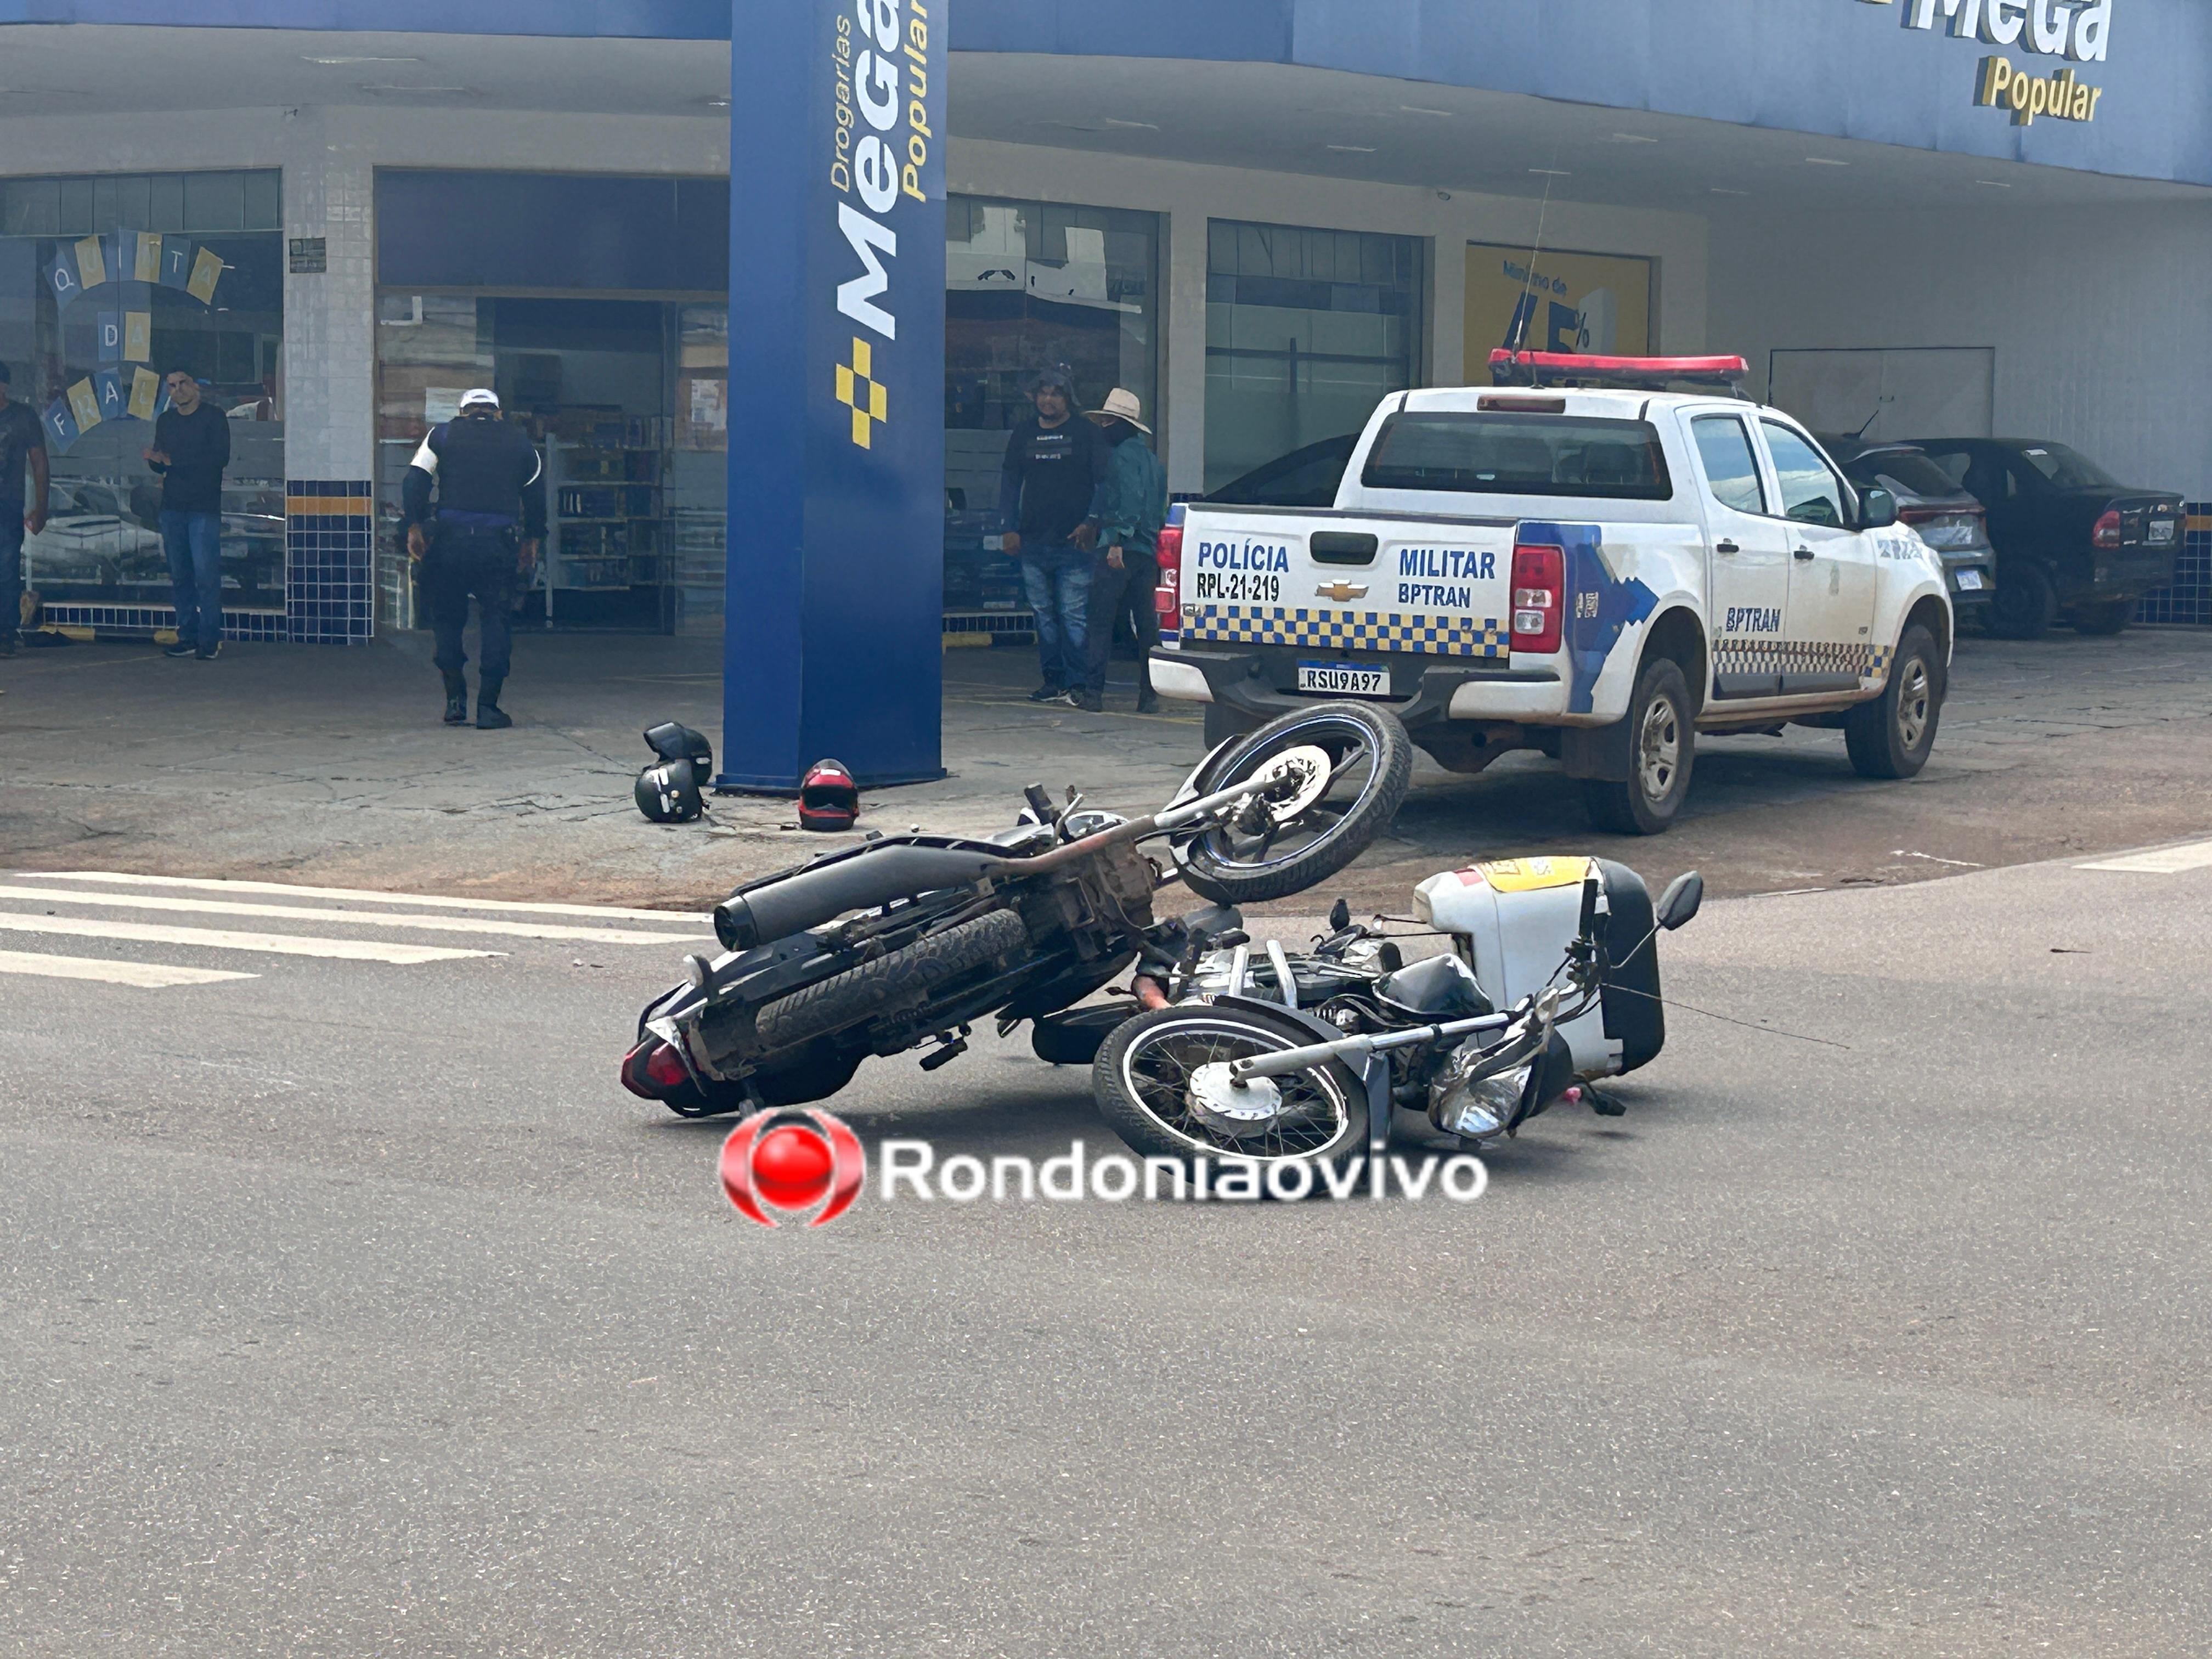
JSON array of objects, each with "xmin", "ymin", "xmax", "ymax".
[
  {"xmin": 143, "ymin": 368, "xmax": 232, "ymax": 660},
  {"xmin": 997, "ymin": 366, "xmax": 1108, "ymax": 704},
  {"xmin": 402, "ymin": 388, "xmax": 546, "ymax": 729},
  {"xmin": 0, "ymin": 360, "xmax": 51, "ymax": 658}
]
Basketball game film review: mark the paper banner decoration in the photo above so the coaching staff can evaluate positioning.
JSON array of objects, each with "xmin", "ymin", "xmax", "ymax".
[
  {"xmin": 124, "ymin": 311, "xmax": 152, "ymax": 363},
  {"xmin": 44, "ymin": 250, "xmax": 82, "ymax": 304},
  {"xmin": 41, "ymin": 398, "xmax": 81, "ymax": 454},
  {"xmin": 127, "ymin": 365, "xmax": 161, "ymax": 421},
  {"xmin": 133, "ymin": 230, "xmax": 163, "ymax": 283},
  {"xmin": 66, "ymin": 377, "xmax": 102, "ymax": 434},
  {"xmin": 159, "ymin": 235, "xmax": 193, "ymax": 290},
  {"xmin": 98, "ymin": 311, "xmax": 122, "ymax": 362},
  {"xmin": 72, "ymin": 235, "xmax": 105, "ymax": 291},
  {"xmin": 186, "ymin": 247, "xmax": 223, "ymax": 304},
  {"xmin": 93, "ymin": 370, "xmax": 126, "ymax": 424}
]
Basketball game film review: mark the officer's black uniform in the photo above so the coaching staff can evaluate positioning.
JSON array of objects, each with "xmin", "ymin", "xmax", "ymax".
[{"xmin": 402, "ymin": 402, "xmax": 546, "ymax": 729}]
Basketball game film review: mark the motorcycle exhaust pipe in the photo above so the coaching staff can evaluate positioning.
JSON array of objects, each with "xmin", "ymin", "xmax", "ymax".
[{"xmin": 714, "ymin": 844, "xmax": 1009, "ymax": 951}]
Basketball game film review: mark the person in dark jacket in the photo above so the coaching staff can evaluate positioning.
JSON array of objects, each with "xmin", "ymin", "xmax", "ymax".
[
  {"xmin": 1078, "ymin": 388, "xmax": 1169, "ymax": 713},
  {"xmin": 998, "ymin": 366, "xmax": 1109, "ymax": 704},
  {"xmin": 143, "ymin": 369, "xmax": 232, "ymax": 660},
  {"xmin": 401, "ymin": 388, "xmax": 546, "ymax": 729},
  {"xmin": 0, "ymin": 360, "xmax": 50, "ymax": 658}
]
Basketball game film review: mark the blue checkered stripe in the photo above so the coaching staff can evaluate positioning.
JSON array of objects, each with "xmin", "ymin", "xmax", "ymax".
[
  {"xmin": 1184, "ymin": 605, "xmax": 1509, "ymax": 658},
  {"xmin": 1713, "ymin": 638, "xmax": 1883, "ymax": 680}
]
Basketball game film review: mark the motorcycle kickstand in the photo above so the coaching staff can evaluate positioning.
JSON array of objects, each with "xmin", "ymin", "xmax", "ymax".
[
  {"xmin": 1579, "ymin": 1082, "xmax": 1627, "ymax": 1118},
  {"xmin": 921, "ymin": 1026, "xmax": 972, "ymax": 1072}
]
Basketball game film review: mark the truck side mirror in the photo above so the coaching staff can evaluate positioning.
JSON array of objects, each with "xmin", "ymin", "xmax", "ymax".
[
  {"xmin": 1859, "ymin": 486, "xmax": 1898, "ymax": 531},
  {"xmin": 1656, "ymin": 871, "xmax": 1704, "ymax": 932}
]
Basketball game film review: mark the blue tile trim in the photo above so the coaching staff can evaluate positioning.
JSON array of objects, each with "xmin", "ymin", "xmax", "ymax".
[{"xmin": 285, "ymin": 478, "xmax": 376, "ymax": 645}]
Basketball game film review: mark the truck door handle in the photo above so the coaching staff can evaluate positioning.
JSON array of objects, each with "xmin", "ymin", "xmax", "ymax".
[
  {"xmin": 1714, "ymin": 540, "xmax": 1740, "ymax": 555},
  {"xmin": 1793, "ymin": 547, "xmax": 1816, "ymax": 561}
]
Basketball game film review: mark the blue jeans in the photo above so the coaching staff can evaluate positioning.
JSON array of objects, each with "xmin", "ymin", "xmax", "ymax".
[
  {"xmin": 0, "ymin": 517, "xmax": 21, "ymax": 643},
  {"xmin": 161, "ymin": 511, "xmax": 224, "ymax": 653},
  {"xmin": 1021, "ymin": 544, "xmax": 1092, "ymax": 690}
]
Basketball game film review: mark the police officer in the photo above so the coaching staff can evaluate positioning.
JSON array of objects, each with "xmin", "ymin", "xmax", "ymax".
[{"xmin": 402, "ymin": 388, "xmax": 546, "ymax": 729}]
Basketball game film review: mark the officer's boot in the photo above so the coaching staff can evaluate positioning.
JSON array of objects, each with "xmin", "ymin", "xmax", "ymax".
[
  {"xmin": 442, "ymin": 672, "xmax": 470, "ymax": 726},
  {"xmin": 476, "ymin": 675, "xmax": 513, "ymax": 730}
]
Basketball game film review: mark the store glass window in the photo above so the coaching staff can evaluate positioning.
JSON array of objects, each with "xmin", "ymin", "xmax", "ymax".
[
  {"xmin": 1205, "ymin": 221, "xmax": 1423, "ymax": 494},
  {"xmin": 0, "ymin": 171, "xmax": 284, "ymax": 619},
  {"xmin": 944, "ymin": 196, "xmax": 1159, "ymax": 620}
]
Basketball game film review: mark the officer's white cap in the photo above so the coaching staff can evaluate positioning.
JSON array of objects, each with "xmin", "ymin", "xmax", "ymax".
[{"xmin": 458, "ymin": 387, "xmax": 500, "ymax": 410}]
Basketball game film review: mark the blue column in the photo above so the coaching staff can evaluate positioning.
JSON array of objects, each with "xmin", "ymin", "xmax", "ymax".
[{"xmin": 719, "ymin": 0, "xmax": 947, "ymax": 791}]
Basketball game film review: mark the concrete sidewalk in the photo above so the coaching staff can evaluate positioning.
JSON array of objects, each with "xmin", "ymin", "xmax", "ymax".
[{"xmin": 0, "ymin": 629, "xmax": 1203, "ymax": 910}]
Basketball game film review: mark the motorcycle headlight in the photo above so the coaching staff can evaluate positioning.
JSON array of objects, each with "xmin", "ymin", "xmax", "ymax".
[{"xmin": 1432, "ymin": 1061, "xmax": 1532, "ymax": 1141}]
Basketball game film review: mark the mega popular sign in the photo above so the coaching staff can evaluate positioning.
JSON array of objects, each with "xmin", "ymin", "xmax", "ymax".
[{"xmin": 1859, "ymin": 0, "xmax": 2117, "ymax": 126}]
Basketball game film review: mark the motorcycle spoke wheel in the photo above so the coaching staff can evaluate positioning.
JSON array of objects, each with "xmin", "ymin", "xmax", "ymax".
[{"xmin": 1115, "ymin": 1017, "xmax": 1351, "ymax": 1163}]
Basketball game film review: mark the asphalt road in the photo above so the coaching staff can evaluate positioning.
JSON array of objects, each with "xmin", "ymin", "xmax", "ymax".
[{"xmin": 3, "ymin": 853, "xmax": 2209, "ymax": 1657}]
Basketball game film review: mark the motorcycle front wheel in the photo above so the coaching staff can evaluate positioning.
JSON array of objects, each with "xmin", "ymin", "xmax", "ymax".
[
  {"xmin": 1094, "ymin": 1003, "xmax": 1369, "ymax": 1173},
  {"xmin": 1179, "ymin": 702, "xmax": 1413, "ymax": 905}
]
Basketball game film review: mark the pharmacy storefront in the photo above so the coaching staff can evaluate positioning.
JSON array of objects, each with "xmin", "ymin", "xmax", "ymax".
[{"xmin": 0, "ymin": 0, "xmax": 2208, "ymax": 674}]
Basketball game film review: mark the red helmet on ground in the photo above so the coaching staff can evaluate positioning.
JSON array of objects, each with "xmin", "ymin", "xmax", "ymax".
[{"xmin": 798, "ymin": 758, "xmax": 860, "ymax": 832}]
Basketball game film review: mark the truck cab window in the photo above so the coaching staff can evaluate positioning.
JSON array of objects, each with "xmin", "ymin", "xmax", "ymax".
[
  {"xmin": 1761, "ymin": 422, "xmax": 1849, "ymax": 528},
  {"xmin": 1691, "ymin": 416, "xmax": 1767, "ymax": 515}
]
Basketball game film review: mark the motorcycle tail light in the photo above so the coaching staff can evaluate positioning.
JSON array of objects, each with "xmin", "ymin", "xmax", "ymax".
[
  {"xmin": 2092, "ymin": 509, "xmax": 2123, "ymax": 550},
  {"xmin": 620, "ymin": 1039, "xmax": 690, "ymax": 1099},
  {"xmin": 1510, "ymin": 543, "xmax": 1565, "ymax": 654},
  {"xmin": 1154, "ymin": 520, "xmax": 1184, "ymax": 634}
]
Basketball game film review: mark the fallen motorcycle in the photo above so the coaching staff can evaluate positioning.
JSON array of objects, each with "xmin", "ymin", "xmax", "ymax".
[
  {"xmin": 1092, "ymin": 857, "xmax": 1705, "ymax": 1171},
  {"xmin": 620, "ymin": 702, "xmax": 1415, "ymax": 1118}
]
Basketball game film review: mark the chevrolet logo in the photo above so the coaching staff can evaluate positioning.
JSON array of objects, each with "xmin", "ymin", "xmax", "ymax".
[
  {"xmin": 835, "ymin": 336, "xmax": 888, "ymax": 449},
  {"xmin": 1315, "ymin": 582, "xmax": 1369, "ymax": 603}
]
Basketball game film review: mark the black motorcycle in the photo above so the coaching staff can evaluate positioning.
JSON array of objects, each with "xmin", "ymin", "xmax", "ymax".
[{"xmin": 620, "ymin": 703, "xmax": 1415, "ymax": 1118}]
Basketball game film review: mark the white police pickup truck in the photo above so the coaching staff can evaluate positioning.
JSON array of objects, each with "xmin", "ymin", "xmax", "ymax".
[{"xmin": 1149, "ymin": 352, "xmax": 1954, "ymax": 834}]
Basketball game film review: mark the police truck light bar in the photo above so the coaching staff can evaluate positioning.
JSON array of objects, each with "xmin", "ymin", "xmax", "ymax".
[{"xmin": 1490, "ymin": 350, "xmax": 1750, "ymax": 393}]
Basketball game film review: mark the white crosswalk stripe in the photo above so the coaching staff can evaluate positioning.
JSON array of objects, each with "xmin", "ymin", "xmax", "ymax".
[
  {"xmin": 0, "ymin": 912, "xmax": 498, "ymax": 966},
  {"xmin": 11, "ymin": 871, "xmax": 712, "ymax": 925},
  {"xmin": 2078, "ymin": 838, "xmax": 2212, "ymax": 874},
  {"xmin": 0, "ymin": 949, "xmax": 257, "ymax": 989},
  {"xmin": 0, "ymin": 884, "xmax": 704, "ymax": 946},
  {"xmin": 0, "ymin": 870, "xmax": 708, "ymax": 990}
]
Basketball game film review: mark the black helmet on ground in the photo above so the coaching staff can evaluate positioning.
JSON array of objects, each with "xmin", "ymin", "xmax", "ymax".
[{"xmin": 635, "ymin": 758, "xmax": 705, "ymax": 824}]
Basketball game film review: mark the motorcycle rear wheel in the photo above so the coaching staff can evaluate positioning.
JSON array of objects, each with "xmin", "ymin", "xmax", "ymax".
[
  {"xmin": 751, "ymin": 908, "xmax": 1030, "ymax": 1056},
  {"xmin": 1179, "ymin": 702, "xmax": 1413, "ymax": 906},
  {"xmin": 1094, "ymin": 1003, "xmax": 1369, "ymax": 1175}
]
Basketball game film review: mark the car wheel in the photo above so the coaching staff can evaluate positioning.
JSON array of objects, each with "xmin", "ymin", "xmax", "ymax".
[
  {"xmin": 1986, "ymin": 563, "xmax": 2056, "ymax": 640},
  {"xmin": 1582, "ymin": 657, "xmax": 1695, "ymax": 836},
  {"xmin": 1844, "ymin": 624, "xmax": 1944, "ymax": 781},
  {"xmin": 2070, "ymin": 600, "xmax": 2136, "ymax": 636}
]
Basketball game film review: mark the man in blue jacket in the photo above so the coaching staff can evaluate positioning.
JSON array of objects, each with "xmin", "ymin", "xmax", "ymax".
[{"xmin": 1077, "ymin": 389, "xmax": 1168, "ymax": 714}]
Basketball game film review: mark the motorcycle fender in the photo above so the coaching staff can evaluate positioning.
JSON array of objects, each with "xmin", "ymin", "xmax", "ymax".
[{"xmin": 1166, "ymin": 731, "xmax": 1245, "ymax": 811}]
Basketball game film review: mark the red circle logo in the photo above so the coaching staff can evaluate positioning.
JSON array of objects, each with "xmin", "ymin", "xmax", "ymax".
[{"xmin": 720, "ymin": 1110, "xmax": 866, "ymax": 1228}]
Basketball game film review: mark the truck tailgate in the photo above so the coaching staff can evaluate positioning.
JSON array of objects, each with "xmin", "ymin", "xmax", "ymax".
[{"xmin": 1181, "ymin": 511, "xmax": 1519, "ymax": 659}]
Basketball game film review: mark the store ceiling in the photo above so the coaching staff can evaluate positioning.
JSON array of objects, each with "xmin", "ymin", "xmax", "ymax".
[{"xmin": 1, "ymin": 26, "xmax": 2204, "ymax": 215}]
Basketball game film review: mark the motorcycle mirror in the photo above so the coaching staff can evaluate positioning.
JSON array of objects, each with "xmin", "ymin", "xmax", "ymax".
[
  {"xmin": 1329, "ymin": 898, "xmax": 1351, "ymax": 932},
  {"xmin": 1376, "ymin": 941, "xmax": 1404, "ymax": 974},
  {"xmin": 1656, "ymin": 871, "xmax": 1705, "ymax": 932}
]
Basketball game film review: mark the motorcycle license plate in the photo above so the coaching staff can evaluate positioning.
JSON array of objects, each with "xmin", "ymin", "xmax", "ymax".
[
  {"xmin": 1955, "ymin": 569, "xmax": 1985, "ymax": 591},
  {"xmin": 1297, "ymin": 661, "xmax": 1390, "ymax": 698}
]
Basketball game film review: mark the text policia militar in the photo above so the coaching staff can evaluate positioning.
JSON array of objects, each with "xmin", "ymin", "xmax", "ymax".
[
  {"xmin": 877, "ymin": 1140, "xmax": 1493, "ymax": 1205},
  {"xmin": 1977, "ymin": 55, "xmax": 2103, "ymax": 123},
  {"xmin": 829, "ymin": 0, "xmax": 934, "ymax": 341}
]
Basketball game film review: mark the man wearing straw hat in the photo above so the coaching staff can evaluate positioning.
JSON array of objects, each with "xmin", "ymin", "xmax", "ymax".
[{"xmin": 1076, "ymin": 387, "xmax": 1167, "ymax": 714}]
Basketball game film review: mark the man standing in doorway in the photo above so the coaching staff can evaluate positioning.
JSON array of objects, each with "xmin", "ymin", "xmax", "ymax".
[
  {"xmin": 402, "ymin": 388, "xmax": 546, "ymax": 729},
  {"xmin": 145, "ymin": 368, "xmax": 232, "ymax": 661},
  {"xmin": 998, "ymin": 366, "xmax": 1108, "ymax": 705},
  {"xmin": 1077, "ymin": 388, "xmax": 1168, "ymax": 714},
  {"xmin": 0, "ymin": 361, "xmax": 51, "ymax": 658}
]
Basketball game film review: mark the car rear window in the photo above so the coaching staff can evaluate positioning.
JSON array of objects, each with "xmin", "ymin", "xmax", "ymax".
[
  {"xmin": 1842, "ymin": 450, "xmax": 1960, "ymax": 500},
  {"xmin": 1361, "ymin": 413, "xmax": 1673, "ymax": 500}
]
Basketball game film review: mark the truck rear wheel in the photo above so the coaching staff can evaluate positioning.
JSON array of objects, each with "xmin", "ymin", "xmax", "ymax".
[
  {"xmin": 1844, "ymin": 624, "xmax": 1943, "ymax": 780},
  {"xmin": 2070, "ymin": 600, "xmax": 2136, "ymax": 636},
  {"xmin": 1582, "ymin": 658, "xmax": 1695, "ymax": 836}
]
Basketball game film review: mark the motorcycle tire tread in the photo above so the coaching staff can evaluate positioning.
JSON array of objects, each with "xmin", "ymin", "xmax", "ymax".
[{"xmin": 751, "ymin": 908, "xmax": 1032, "ymax": 1056}]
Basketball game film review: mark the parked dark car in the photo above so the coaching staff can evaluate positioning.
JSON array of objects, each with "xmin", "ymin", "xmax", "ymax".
[
  {"xmin": 1206, "ymin": 432, "xmax": 1358, "ymax": 507},
  {"xmin": 1905, "ymin": 438, "xmax": 2182, "ymax": 638},
  {"xmin": 1819, "ymin": 437, "xmax": 1996, "ymax": 616}
]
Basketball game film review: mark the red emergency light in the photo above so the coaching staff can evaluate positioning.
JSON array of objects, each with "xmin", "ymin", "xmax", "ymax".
[{"xmin": 1489, "ymin": 349, "xmax": 1749, "ymax": 392}]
